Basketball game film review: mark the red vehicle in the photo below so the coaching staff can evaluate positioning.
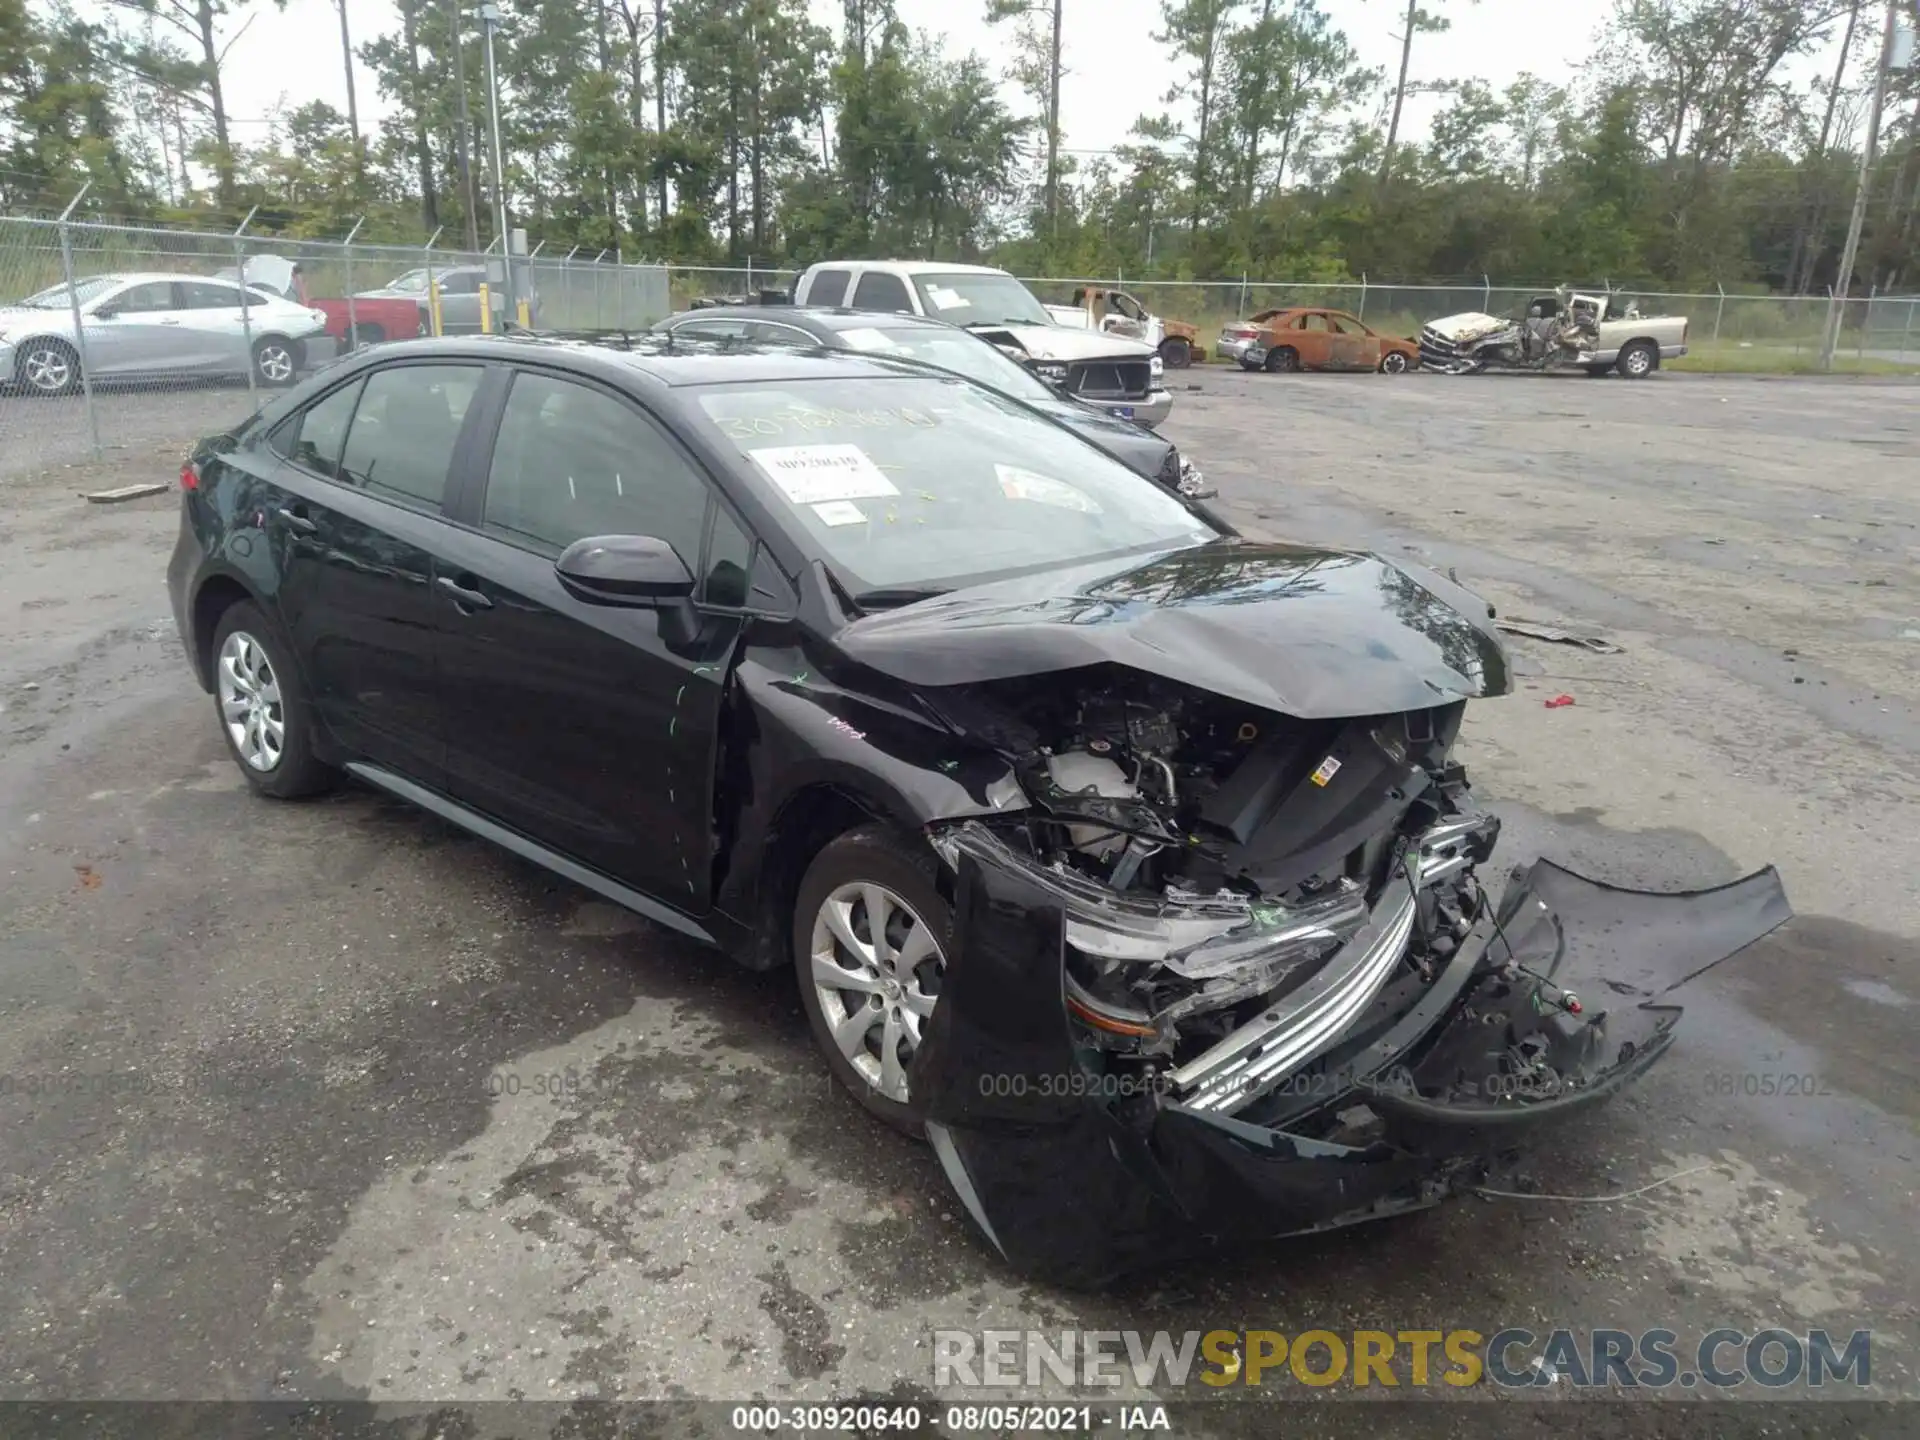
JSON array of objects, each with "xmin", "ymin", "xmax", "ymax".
[{"xmin": 220, "ymin": 255, "xmax": 424, "ymax": 353}]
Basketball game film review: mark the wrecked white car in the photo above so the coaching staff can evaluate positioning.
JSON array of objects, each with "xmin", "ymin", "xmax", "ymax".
[{"xmin": 1420, "ymin": 288, "xmax": 1689, "ymax": 379}]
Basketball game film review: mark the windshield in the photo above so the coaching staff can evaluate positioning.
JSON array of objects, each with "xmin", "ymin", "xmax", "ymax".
[
  {"xmin": 692, "ymin": 374, "xmax": 1210, "ymax": 595},
  {"xmin": 834, "ymin": 324, "xmax": 1053, "ymax": 402},
  {"xmin": 909, "ymin": 272, "xmax": 1051, "ymax": 328},
  {"xmin": 19, "ymin": 276, "xmax": 117, "ymax": 309}
]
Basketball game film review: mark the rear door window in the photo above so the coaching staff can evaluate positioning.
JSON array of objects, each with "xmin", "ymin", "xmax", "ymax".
[
  {"xmin": 281, "ymin": 378, "xmax": 366, "ymax": 476},
  {"xmin": 335, "ymin": 364, "xmax": 482, "ymax": 510},
  {"xmin": 850, "ymin": 271, "xmax": 913, "ymax": 313},
  {"xmin": 806, "ymin": 269, "xmax": 850, "ymax": 306}
]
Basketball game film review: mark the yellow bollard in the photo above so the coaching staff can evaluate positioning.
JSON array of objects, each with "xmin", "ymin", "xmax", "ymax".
[
  {"xmin": 428, "ymin": 279, "xmax": 444, "ymax": 336},
  {"xmin": 516, "ymin": 298, "xmax": 530, "ymax": 330},
  {"xmin": 478, "ymin": 283, "xmax": 492, "ymax": 334}
]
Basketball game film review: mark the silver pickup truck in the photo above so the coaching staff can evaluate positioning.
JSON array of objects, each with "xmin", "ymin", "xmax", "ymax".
[
  {"xmin": 791, "ymin": 261, "xmax": 1173, "ymax": 426},
  {"xmin": 1420, "ymin": 288, "xmax": 1689, "ymax": 378}
]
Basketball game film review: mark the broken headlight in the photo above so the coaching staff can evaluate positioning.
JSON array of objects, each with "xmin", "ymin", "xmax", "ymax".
[
  {"xmin": 1032, "ymin": 360, "xmax": 1069, "ymax": 385},
  {"xmin": 932, "ymin": 823, "xmax": 1368, "ymax": 1047}
]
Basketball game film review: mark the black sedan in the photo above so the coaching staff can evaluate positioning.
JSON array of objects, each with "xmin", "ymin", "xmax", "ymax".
[
  {"xmin": 167, "ymin": 335, "xmax": 1791, "ymax": 1287},
  {"xmin": 649, "ymin": 305, "xmax": 1212, "ymax": 499}
]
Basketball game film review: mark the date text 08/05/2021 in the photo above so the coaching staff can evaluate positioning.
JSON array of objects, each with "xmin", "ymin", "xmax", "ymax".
[{"xmin": 727, "ymin": 1404, "xmax": 1168, "ymax": 1433}]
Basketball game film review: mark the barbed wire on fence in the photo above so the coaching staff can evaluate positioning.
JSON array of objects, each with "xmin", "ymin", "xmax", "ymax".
[{"xmin": 4, "ymin": 212, "xmax": 1915, "ymax": 484}]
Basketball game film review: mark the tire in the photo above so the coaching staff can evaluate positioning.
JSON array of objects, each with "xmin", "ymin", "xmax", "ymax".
[
  {"xmin": 209, "ymin": 601, "xmax": 333, "ymax": 798},
  {"xmin": 252, "ymin": 336, "xmax": 299, "ymax": 387},
  {"xmin": 1264, "ymin": 346, "xmax": 1299, "ymax": 373},
  {"xmin": 1379, "ymin": 351, "xmax": 1411, "ymax": 374},
  {"xmin": 14, "ymin": 338, "xmax": 81, "ymax": 397},
  {"xmin": 344, "ymin": 322, "xmax": 385, "ymax": 350},
  {"xmin": 793, "ymin": 824, "xmax": 954, "ymax": 1137},
  {"xmin": 1616, "ymin": 341, "xmax": 1658, "ymax": 379},
  {"xmin": 1158, "ymin": 337, "xmax": 1192, "ymax": 369},
  {"xmin": 1239, "ymin": 356, "xmax": 1261, "ymax": 371}
]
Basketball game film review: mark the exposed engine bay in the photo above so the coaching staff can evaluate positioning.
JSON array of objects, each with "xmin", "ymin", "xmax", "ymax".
[{"xmin": 923, "ymin": 666, "xmax": 1499, "ymax": 1108}]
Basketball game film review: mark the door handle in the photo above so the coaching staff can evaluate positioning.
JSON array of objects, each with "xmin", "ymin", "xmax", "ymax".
[
  {"xmin": 437, "ymin": 575, "xmax": 494, "ymax": 611},
  {"xmin": 274, "ymin": 506, "xmax": 318, "ymax": 534},
  {"xmin": 159, "ymin": 319, "xmax": 182, "ymax": 326}
]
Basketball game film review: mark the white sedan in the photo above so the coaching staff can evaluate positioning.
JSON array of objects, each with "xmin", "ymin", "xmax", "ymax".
[{"xmin": 0, "ymin": 272, "xmax": 330, "ymax": 395}]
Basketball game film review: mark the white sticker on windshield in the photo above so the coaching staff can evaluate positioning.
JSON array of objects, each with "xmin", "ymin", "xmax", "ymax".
[
  {"xmin": 838, "ymin": 327, "xmax": 899, "ymax": 352},
  {"xmin": 812, "ymin": 500, "xmax": 868, "ymax": 527},
  {"xmin": 749, "ymin": 444, "xmax": 900, "ymax": 504},
  {"xmin": 925, "ymin": 286, "xmax": 969, "ymax": 311},
  {"xmin": 995, "ymin": 464, "xmax": 1102, "ymax": 514}
]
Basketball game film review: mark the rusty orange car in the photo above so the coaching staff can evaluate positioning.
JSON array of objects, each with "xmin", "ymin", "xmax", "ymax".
[{"xmin": 1218, "ymin": 308, "xmax": 1420, "ymax": 374}]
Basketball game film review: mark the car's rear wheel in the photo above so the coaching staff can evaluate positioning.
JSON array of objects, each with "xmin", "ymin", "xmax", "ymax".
[
  {"xmin": 15, "ymin": 339, "xmax": 80, "ymax": 396},
  {"xmin": 1158, "ymin": 337, "xmax": 1192, "ymax": 369},
  {"xmin": 210, "ymin": 601, "xmax": 332, "ymax": 798},
  {"xmin": 1617, "ymin": 340, "xmax": 1658, "ymax": 379},
  {"xmin": 252, "ymin": 337, "xmax": 298, "ymax": 387},
  {"xmin": 793, "ymin": 825, "xmax": 952, "ymax": 1137},
  {"xmin": 1379, "ymin": 351, "xmax": 1411, "ymax": 374},
  {"xmin": 1264, "ymin": 346, "xmax": 1299, "ymax": 373}
]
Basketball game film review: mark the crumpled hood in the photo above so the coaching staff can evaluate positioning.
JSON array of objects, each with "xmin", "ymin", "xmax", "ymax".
[
  {"xmin": 1425, "ymin": 311, "xmax": 1512, "ymax": 343},
  {"xmin": 834, "ymin": 539, "xmax": 1512, "ymax": 718},
  {"xmin": 966, "ymin": 321, "xmax": 1155, "ymax": 363}
]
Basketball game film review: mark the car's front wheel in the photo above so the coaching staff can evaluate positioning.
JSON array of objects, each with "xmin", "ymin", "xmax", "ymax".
[
  {"xmin": 15, "ymin": 339, "xmax": 81, "ymax": 396},
  {"xmin": 793, "ymin": 825, "xmax": 952, "ymax": 1136},
  {"xmin": 211, "ymin": 601, "xmax": 332, "ymax": 798},
  {"xmin": 1159, "ymin": 337, "xmax": 1192, "ymax": 369},
  {"xmin": 1379, "ymin": 351, "xmax": 1411, "ymax": 374}
]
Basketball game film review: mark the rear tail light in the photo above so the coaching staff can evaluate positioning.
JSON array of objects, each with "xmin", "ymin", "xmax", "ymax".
[{"xmin": 180, "ymin": 459, "xmax": 199, "ymax": 491}]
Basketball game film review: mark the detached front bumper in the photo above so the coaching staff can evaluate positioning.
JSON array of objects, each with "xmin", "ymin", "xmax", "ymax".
[{"xmin": 912, "ymin": 827, "xmax": 1791, "ymax": 1288}]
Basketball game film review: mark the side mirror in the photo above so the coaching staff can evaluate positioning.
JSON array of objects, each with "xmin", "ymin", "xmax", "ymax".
[
  {"xmin": 92, "ymin": 304, "xmax": 119, "ymax": 320},
  {"xmin": 555, "ymin": 534, "xmax": 694, "ymax": 607}
]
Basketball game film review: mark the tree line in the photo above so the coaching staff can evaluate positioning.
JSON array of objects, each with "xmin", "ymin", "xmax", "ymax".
[{"xmin": 3, "ymin": 0, "xmax": 1917, "ymax": 291}]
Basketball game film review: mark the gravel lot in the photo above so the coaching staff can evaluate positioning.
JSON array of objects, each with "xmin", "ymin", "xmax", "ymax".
[{"xmin": 1, "ymin": 367, "xmax": 1917, "ymax": 1434}]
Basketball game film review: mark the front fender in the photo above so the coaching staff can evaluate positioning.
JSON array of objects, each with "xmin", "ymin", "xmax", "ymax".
[{"xmin": 710, "ymin": 644, "xmax": 1027, "ymax": 943}]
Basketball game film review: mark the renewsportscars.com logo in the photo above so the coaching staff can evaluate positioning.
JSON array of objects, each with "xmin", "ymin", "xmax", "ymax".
[{"xmin": 932, "ymin": 1328, "xmax": 1873, "ymax": 1390}]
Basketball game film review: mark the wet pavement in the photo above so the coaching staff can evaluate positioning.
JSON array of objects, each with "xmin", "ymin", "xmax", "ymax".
[{"xmin": 1, "ymin": 370, "xmax": 1916, "ymax": 1434}]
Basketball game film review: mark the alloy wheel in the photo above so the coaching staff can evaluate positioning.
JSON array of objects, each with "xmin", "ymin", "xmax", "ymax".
[
  {"xmin": 1621, "ymin": 345, "xmax": 1654, "ymax": 377},
  {"xmin": 217, "ymin": 630, "xmax": 285, "ymax": 772},
  {"xmin": 1381, "ymin": 351, "xmax": 1410, "ymax": 374},
  {"xmin": 809, "ymin": 881, "xmax": 945, "ymax": 1104},
  {"xmin": 22, "ymin": 345, "xmax": 73, "ymax": 394}
]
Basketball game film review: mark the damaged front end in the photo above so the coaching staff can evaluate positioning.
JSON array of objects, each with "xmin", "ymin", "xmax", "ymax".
[{"xmin": 905, "ymin": 669, "xmax": 1792, "ymax": 1287}]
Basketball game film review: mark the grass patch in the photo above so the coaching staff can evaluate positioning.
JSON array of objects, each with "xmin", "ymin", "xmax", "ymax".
[{"xmin": 1668, "ymin": 340, "xmax": 1920, "ymax": 375}]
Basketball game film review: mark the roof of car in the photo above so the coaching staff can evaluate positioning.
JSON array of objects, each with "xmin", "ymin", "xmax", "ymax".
[
  {"xmin": 349, "ymin": 332, "xmax": 954, "ymax": 388},
  {"xmin": 663, "ymin": 306, "xmax": 954, "ymax": 334},
  {"xmin": 807, "ymin": 260, "xmax": 1008, "ymax": 277}
]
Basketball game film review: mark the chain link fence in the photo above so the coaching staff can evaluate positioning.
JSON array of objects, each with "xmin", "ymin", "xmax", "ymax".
[
  {"xmin": 7, "ymin": 218, "xmax": 1916, "ymax": 482},
  {"xmin": 1, "ymin": 213, "xmax": 672, "ymax": 480}
]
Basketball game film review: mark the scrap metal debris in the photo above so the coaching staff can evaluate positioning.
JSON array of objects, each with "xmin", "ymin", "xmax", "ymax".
[
  {"xmin": 1498, "ymin": 618, "xmax": 1624, "ymax": 654},
  {"xmin": 1544, "ymin": 694, "xmax": 1577, "ymax": 708},
  {"xmin": 82, "ymin": 482, "xmax": 169, "ymax": 504}
]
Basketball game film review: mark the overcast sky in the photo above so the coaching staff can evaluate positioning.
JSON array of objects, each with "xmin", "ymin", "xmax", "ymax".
[{"xmin": 215, "ymin": 0, "xmax": 1852, "ymax": 167}]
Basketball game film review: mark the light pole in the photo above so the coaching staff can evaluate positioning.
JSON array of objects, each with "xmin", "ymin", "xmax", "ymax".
[{"xmin": 477, "ymin": 0, "xmax": 515, "ymax": 319}]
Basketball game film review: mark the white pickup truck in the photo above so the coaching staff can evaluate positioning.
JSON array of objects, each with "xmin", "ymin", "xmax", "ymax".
[
  {"xmin": 1419, "ymin": 287, "xmax": 1689, "ymax": 378},
  {"xmin": 792, "ymin": 260, "xmax": 1173, "ymax": 426}
]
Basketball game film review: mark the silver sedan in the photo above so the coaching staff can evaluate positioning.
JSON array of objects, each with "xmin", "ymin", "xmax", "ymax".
[{"xmin": 0, "ymin": 272, "xmax": 330, "ymax": 396}]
